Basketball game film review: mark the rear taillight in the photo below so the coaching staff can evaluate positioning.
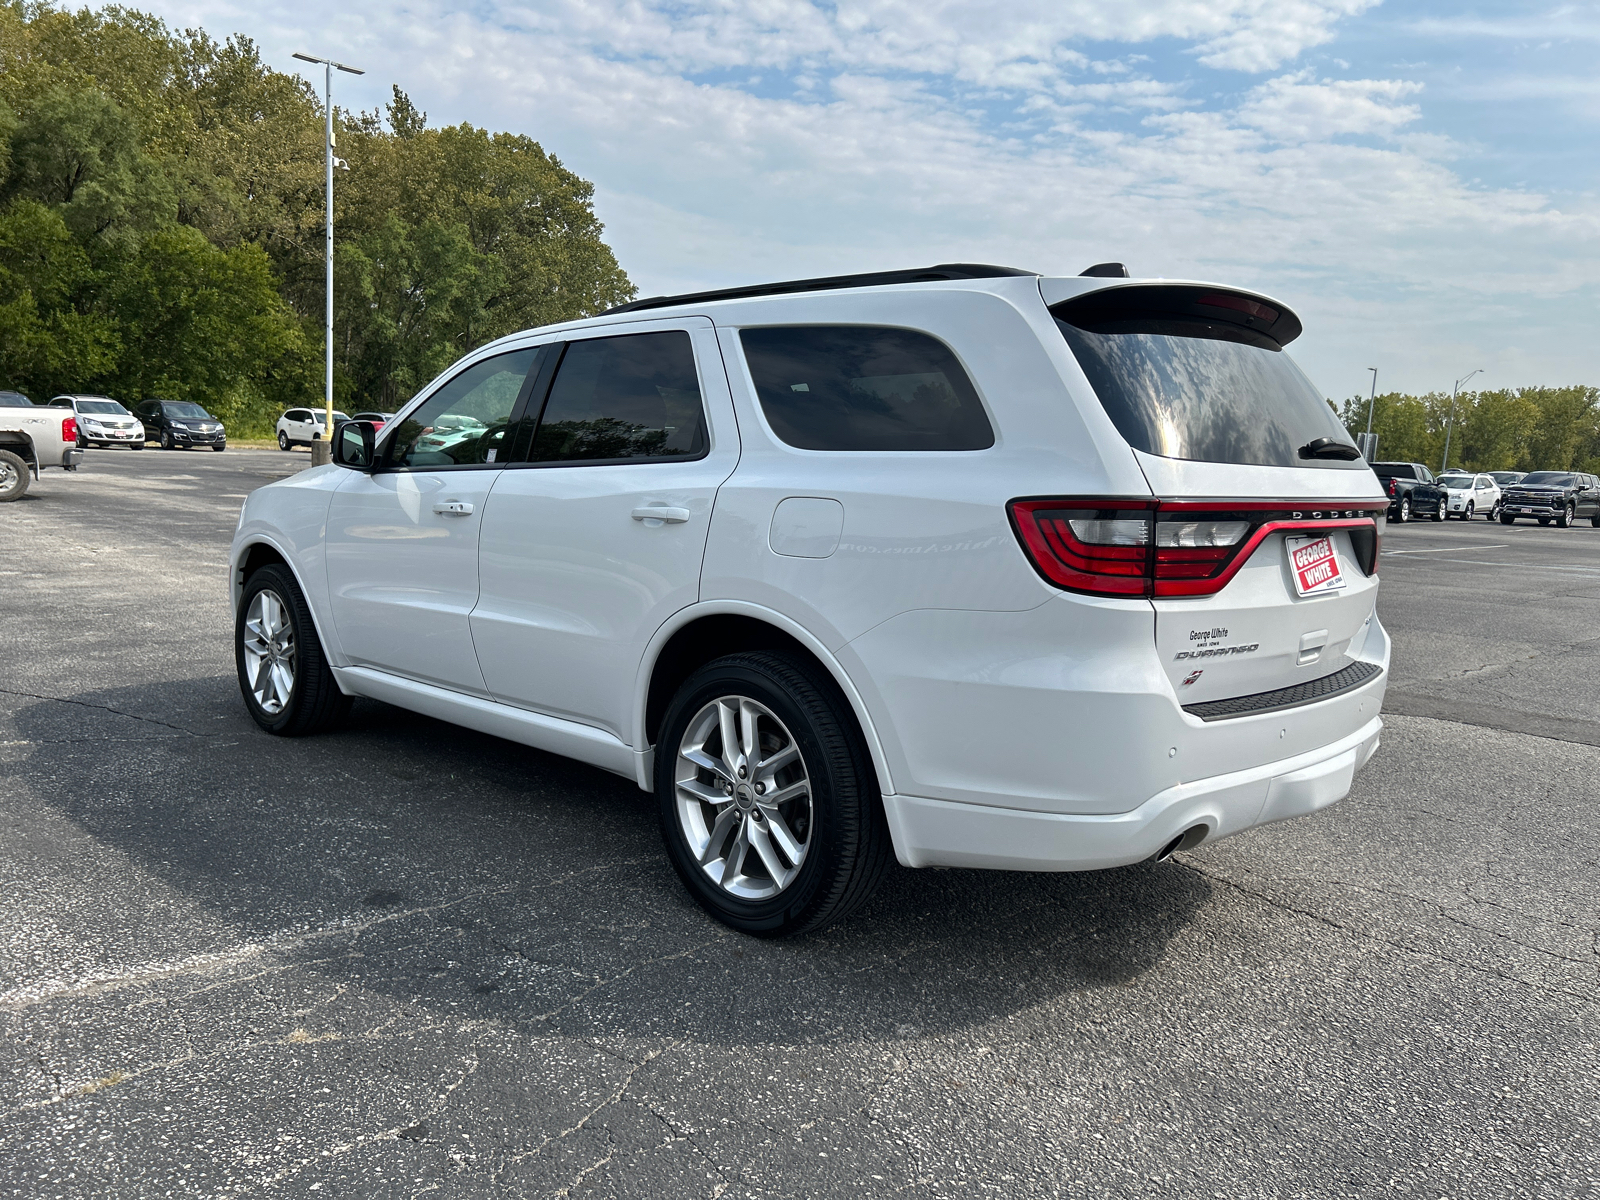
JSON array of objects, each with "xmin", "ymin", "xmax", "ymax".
[
  {"xmin": 1387, "ymin": 478, "xmax": 1397, "ymax": 496},
  {"xmin": 62, "ymin": 416, "xmax": 78, "ymax": 444},
  {"xmin": 1009, "ymin": 498, "xmax": 1385, "ymax": 598}
]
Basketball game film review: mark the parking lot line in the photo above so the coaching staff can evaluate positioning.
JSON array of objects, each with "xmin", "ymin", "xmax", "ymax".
[{"xmin": 1383, "ymin": 545, "xmax": 1507, "ymax": 555}]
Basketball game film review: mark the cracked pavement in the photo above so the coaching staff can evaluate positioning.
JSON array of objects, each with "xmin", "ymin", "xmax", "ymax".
[{"xmin": 1, "ymin": 451, "xmax": 1597, "ymax": 1198}]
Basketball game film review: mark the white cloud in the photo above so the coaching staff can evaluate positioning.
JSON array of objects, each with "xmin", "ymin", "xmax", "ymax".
[{"xmin": 138, "ymin": 0, "xmax": 1600, "ymax": 393}]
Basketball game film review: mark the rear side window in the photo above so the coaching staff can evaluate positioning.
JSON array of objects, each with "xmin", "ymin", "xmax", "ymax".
[
  {"xmin": 1053, "ymin": 286, "xmax": 1360, "ymax": 471},
  {"xmin": 529, "ymin": 331, "xmax": 707, "ymax": 463},
  {"xmin": 739, "ymin": 326, "xmax": 994, "ymax": 452}
]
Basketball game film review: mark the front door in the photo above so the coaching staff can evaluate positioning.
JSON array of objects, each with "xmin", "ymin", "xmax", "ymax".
[
  {"xmin": 324, "ymin": 345, "xmax": 546, "ymax": 695},
  {"xmin": 471, "ymin": 319, "xmax": 738, "ymax": 742}
]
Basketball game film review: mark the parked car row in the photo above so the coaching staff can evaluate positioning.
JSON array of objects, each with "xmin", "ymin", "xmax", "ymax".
[
  {"xmin": 1372, "ymin": 461, "xmax": 1600, "ymax": 527},
  {"xmin": 0, "ymin": 392, "xmax": 230, "ymax": 451}
]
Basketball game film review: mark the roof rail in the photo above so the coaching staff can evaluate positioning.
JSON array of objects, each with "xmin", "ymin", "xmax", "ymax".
[{"xmin": 603, "ymin": 263, "xmax": 1039, "ymax": 316}]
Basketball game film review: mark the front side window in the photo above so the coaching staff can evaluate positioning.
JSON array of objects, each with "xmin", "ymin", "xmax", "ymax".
[
  {"xmin": 739, "ymin": 325, "xmax": 993, "ymax": 452},
  {"xmin": 386, "ymin": 348, "xmax": 541, "ymax": 468},
  {"xmin": 1053, "ymin": 287, "xmax": 1360, "ymax": 470},
  {"xmin": 529, "ymin": 331, "xmax": 707, "ymax": 463}
]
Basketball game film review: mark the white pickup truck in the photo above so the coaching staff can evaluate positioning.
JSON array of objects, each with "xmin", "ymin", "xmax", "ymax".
[{"xmin": 1, "ymin": 391, "xmax": 84, "ymax": 501}]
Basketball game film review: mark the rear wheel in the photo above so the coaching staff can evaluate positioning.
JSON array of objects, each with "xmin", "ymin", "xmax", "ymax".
[
  {"xmin": 1393, "ymin": 497, "xmax": 1411, "ymax": 524},
  {"xmin": 278, "ymin": 431, "xmax": 290, "ymax": 451},
  {"xmin": 236, "ymin": 563, "xmax": 350, "ymax": 736},
  {"xmin": 656, "ymin": 651, "xmax": 891, "ymax": 937},
  {"xmin": 1431, "ymin": 501, "xmax": 1446, "ymax": 522},
  {"xmin": 0, "ymin": 449, "xmax": 29, "ymax": 502}
]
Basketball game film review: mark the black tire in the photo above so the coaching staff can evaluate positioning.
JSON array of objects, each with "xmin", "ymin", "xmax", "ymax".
[
  {"xmin": 1431, "ymin": 501, "xmax": 1446, "ymax": 522},
  {"xmin": 1393, "ymin": 497, "xmax": 1410, "ymax": 524},
  {"xmin": 0, "ymin": 448, "xmax": 29, "ymax": 502},
  {"xmin": 1463, "ymin": 503, "xmax": 1474, "ymax": 520},
  {"xmin": 278, "ymin": 431, "xmax": 290, "ymax": 451},
  {"xmin": 655, "ymin": 651, "xmax": 891, "ymax": 937},
  {"xmin": 130, "ymin": 439, "xmax": 144, "ymax": 450},
  {"xmin": 1538, "ymin": 518, "xmax": 1550, "ymax": 526},
  {"xmin": 161, "ymin": 430, "xmax": 174, "ymax": 450},
  {"xmin": 235, "ymin": 563, "xmax": 351, "ymax": 736},
  {"xmin": 1590, "ymin": 513, "xmax": 1600, "ymax": 528},
  {"xmin": 212, "ymin": 444, "xmax": 226, "ymax": 452},
  {"xmin": 1557, "ymin": 503, "xmax": 1574, "ymax": 529},
  {"xmin": 1500, "ymin": 512, "xmax": 1515, "ymax": 525}
]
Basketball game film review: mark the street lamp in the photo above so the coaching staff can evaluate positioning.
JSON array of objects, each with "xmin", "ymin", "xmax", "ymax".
[
  {"xmin": 1360, "ymin": 366, "xmax": 1378, "ymax": 460},
  {"xmin": 1440, "ymin": 368, "xmax": 1483, "ymax": 474},
  {"xmin": 292, "ymin": 51, "xmax": 364, "ymax": 464}
]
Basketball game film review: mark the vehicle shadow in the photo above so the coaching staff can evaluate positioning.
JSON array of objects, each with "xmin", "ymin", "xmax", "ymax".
[{"xmin": 6, "ymin": 678, "xmax": 1215, "ymax": 1047}]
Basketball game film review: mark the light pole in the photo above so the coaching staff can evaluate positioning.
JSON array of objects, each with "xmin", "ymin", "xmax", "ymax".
[
  {"xmin": 1440, "ymin": 368, "xmax": 1483, "ymax": 474},
  {"xmin": 1360, "ymin": 366, "xmax": 1378, "ymax": 460},
  {"xmin": 293, "ymin": 52, "xmax": 364, "ymax": 464}
]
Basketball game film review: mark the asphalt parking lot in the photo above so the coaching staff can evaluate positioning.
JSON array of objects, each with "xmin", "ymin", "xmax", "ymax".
[{"xmin": 2, "ymin": 450, "xmax": 1597, "ymax": 1199}]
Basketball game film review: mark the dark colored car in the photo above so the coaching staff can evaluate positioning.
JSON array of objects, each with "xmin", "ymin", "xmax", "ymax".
[
  {"xmin": 134, "ymin": 399, "xmax": 227, "ymax": 451},
  {"xmin": 350, "ymin": 411, "xmax": 396, "ymax": 432},
  {"xmin": 1370, "ymin": 461, "xmax": 1448, "ymax": 523},
  {"xmin": 1499, "ymin": 471, "xmax": 1600, "ymax": 528},
  {"xmin": 0, "ymin": 390, "xmax": 34, "ymax": 407}
]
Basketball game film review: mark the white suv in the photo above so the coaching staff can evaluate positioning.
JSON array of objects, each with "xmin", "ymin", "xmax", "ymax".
[{"xmin": 230, "ymin": 264, "xmax": 1390, "ymax": 935}]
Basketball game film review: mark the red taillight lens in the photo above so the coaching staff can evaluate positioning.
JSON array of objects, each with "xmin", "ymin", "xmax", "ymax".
[
  {"xmin": 1010, "ymin": 499, "xmax": 1383, "ymax": 598},
  {"xmin": 1011, "ymin": 502, "xmax": 1153, "ymax": 596},
  {"xmin": 1387, "ymin": 478, "xmax": 1397, "ymax": 496},
  {"xmin": 62, "ymin": 416, "xmax": 79, "ymax": 443}
]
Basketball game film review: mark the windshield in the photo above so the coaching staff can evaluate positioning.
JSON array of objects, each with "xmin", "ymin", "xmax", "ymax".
[
  {"xmin": 0, "ymin": 391, "xmax": 32, "ymax": 406},
  {"xmin": 77, "ymin": 399, "xmax": 129, "ymax": 415},
  {"xmin": 310, "ymin": 410, "xmax": 352, "ymax": 424},
  {"xmin": 1052, "ymin": 298, "xmax": 1359, "ymax": 471},
  {"xmin": 1490, "ymin": 473, "xmax": 1522, "ymax": 483},
  {"xmin": 1519, "ymin": 472, "xmax": 1575, "ymax": 486},
  {"xmin": 1438, "ymin": 476, "xmax": 1474, "ymax": 489},
  {"xmin": 162, "ymin": 402, "xmax": 213, "ymax": 419}
]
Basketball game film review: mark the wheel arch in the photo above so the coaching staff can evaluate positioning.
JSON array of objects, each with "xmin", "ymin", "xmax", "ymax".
[
  {"xmin": 636, "ymin": 603, "xmax": 896, "ymax": 801},
  {"xmin": 232, "ymin": 535, "xmax": 346, "ymax": 676}
]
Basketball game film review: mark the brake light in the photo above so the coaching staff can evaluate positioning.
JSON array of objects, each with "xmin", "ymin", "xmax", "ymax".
[
  {"xmin": 62, "ymin": 416, "xmax": 78, "ymax": 444},
  {"xmin": 1387, "ymin": 478, "xmax": 1397, "ymax": 496},
  {"xmin": 1009, "ymin": 498, "xmax": 1386, "ymax": 598}
]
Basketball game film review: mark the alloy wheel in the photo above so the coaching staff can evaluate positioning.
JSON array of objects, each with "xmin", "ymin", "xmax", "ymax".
[
  {"xmin": 241, "ymin": 588, "xmax": 297, "ymax": 715},
  {"xmin": 674, "ymin": 694, "xmax": 812, "ymax": 900}
]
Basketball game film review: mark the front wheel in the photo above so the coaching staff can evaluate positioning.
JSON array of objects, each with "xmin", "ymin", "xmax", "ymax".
[
  {"xmin": 1501, "ymin": 512, "xmax": 1515, "ymax": 525},
  {"xmin": 161, "ymin": 431, "xmax": 175, "ymax": 450},
  {"xmin": 212, "ymin": 444, "xmax": 226, "ymax": 452},
  {"xmin": 1557, "ymin": 503, "xmax": 1575, "ymax": 528},
  {"xmin": 236, "ymin": 563, "xmax": 350, "ymax": 736},
  {"xmin": 656, "ymin": 651, "xmax": 891, "ymax": 937},
  {"xmin": 1464, "ymin": 502, "xmax": 1474, "ymax": 520}
]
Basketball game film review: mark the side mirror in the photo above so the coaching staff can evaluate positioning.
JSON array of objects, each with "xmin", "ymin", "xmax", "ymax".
[{"xmin": 333, "ymin": 420, "xmax": 376, "ymax": 470}]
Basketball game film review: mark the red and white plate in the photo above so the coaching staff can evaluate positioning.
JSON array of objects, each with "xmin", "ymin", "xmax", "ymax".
[{"xmin": 1285, "ymin": 534, "xmax": 1345, "ymax": 597}]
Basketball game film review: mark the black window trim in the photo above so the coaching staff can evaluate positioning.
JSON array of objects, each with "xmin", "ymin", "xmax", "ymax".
[
  {"xmin": 735, "ymin": 321, "xmax": 999, "ymax": 455},
  {"xmin": 372, "ymin": 343, "xmax": 552, "ymax": 474},
  {"xmin": 503, "ymin": 330, "xmax": 714, "ymax": 470}
]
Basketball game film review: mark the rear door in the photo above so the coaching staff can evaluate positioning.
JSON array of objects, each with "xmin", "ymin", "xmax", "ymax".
[
  {"xmin": 1047, "ymin": 283, "xmax": 1385, "ymax": 707},
  {"xmin": 469, "ymin": 318, "xmax": 737, "ymax": 741}
]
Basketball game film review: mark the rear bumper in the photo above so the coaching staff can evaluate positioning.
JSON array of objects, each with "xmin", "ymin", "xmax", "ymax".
[{"xmin": 884, "ymin": 715, "xmax": 1382, "ymax": 871}]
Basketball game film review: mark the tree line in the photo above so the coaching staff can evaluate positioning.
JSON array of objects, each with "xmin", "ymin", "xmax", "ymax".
[
  {"xmin": 1335, "ymin": 386, "xmax": 1600, "ymax": 475},
  {"xmin": 0, "ymin": 1, "xmax": 633, "ymax": 433}
]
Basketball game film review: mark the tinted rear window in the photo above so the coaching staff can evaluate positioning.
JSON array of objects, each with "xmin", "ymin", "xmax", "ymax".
[
  {"xmin": 1053, "ymin": 291, "xmax": 1359, "ymax": 471},
  {"xmin": 740, "ymin": 326, "xmax": 993, "ymax": 451},
  {"xmin": 0, "ymin": 391, "xmax": 32, "ymax": 407}
]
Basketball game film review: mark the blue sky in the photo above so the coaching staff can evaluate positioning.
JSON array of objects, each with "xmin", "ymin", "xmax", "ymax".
[{"xmin": 143, "ymin": 0, "xmax": 1599, "ymax": 399}]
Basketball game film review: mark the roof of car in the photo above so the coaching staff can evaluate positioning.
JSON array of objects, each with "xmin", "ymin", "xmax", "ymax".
[{"xmin": 604, "ymin": 263, "xmax": 1039, "ymax": 317}]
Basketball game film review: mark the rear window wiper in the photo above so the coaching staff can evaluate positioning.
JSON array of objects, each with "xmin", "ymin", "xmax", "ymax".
[{"xmin": 1299, "ymin": 437, "xmax": 1362, "ymax": 461}]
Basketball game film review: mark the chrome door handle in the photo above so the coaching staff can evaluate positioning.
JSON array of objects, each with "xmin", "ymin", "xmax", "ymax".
[
  {"xmin": 631, "ymin": 506, "xmax": 691, "ymax": 524},
  {"xmin": 432, "ymin": 500, "xmax": 474, "ymax": 516}
]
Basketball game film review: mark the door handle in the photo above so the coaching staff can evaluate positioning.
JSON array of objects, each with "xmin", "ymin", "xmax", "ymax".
[
  {"xmin": 631, "ymin": 506, "xmax": 691, "ymax": 524},
  {"xmin": 432, "ymin": 500, "xmax": 474, "ymax": 516}
]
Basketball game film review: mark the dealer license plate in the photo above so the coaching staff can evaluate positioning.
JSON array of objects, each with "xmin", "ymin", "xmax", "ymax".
[{"xmin": 1285, "ymin": 534, "xmax": 1345, "ymax": 597}]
